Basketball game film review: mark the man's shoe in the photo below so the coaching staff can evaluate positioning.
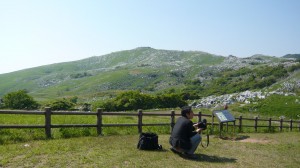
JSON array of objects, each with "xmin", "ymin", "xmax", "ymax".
[{"xmin": 170, "ymin": 147, "xmax": 181, "ymax": 154}]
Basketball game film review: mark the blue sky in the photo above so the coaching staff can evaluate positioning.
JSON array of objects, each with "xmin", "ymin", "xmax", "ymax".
[{"xmin": 1, "ymin": 0, "xmax": 299, "ymax": 74}]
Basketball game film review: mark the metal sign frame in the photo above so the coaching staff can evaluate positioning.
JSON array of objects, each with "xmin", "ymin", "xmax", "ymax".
[{"xmin": 212, "ymin": 110, "xmax": 236, "ymax": 138}]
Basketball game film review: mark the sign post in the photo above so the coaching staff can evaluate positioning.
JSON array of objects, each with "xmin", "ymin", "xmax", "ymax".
[{"xmin": 213, "ymin": 110, "xmax": 236, "ymax": 138}]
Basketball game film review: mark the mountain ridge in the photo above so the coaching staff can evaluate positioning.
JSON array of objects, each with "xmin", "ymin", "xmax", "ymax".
[{"xmin": 0, "ymin": 47, "xmax": 299, "ymax": 102}]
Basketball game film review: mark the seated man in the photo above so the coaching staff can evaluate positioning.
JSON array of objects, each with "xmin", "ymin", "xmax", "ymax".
[{"xmin": 169, "ymin": 106, "xmax": 202, "ymax": 158}]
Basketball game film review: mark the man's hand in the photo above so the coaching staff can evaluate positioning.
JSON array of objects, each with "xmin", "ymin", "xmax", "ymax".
[
  {"xmin": 193, "ymin": 123, "xmax": 198, "ymax": 128},
  {"xmin": 196, "ymin": 128, "xmax": 203, "ymax": 133}
]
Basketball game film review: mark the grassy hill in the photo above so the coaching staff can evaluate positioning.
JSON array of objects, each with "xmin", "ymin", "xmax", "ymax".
[
  {"xmin": 0, "ymin": 47, "xmax": 299, "ymax": 103},
  {"xmin": 0, "ymin": 47, "xmax": 224, "ymax": 101},
  {"xmin": 283, "ymin": 54, "xmax": 300, "ymax": 59}
]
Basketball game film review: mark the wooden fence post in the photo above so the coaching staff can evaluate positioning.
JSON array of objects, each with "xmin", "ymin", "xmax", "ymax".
[
  {"xmin": 170, "ymin": 110, "xmax": 175, "ymax": 133},
  {"xmin": 97, "ymin": 108, "xmax": 103, "ymax": 136},
  {"xmin": 280, "ymin": 118, "xmax": 283, "ymax": 132},
  {"xmin": 45, "ymin": 107, "xmax": 51, "ymax": 138},
  {"xmin": 268, "ymin": 118, "xmax": 272, "ymax": 132},
  {"xmin": 138, "ymin": 109, "xmax": 143, "ymax": 134},
  {"xmin": 254, "ymin": 116, "xmax": 258, "ymax": 132},
  {"xmin": 290, "ymin": 119, "xmax": 293, "ymax": 131},
  {"xmin": 198, "ymin": 112, "xmax": 202, "ymax": 123},
  {"xmin": 239, "ymin": 115, "xmax": 242, "ymax": 132},
  {"xmin": 211, "ymin": 113, "xmax": 214, "ymax": 134}
]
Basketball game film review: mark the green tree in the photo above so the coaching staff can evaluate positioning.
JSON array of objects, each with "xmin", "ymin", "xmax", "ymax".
[
  {"xmin": 46, "ymin": 98, "xmax": 75, "ymax": 111},
  {"xmin": 156, "ymin": 93, "xmax": 187, "ymax": 108},
  {"xmin": 2, "ymin": 90, "xmax": 39, "ymax": 110},
  {"xmin": 97, "ymin": 91, "xmax": 187, "ymax": 111},
  {"xmin": 69, "ymin": 96, "xmax": 78, "ymax": 104},
  {"xmin": 113, "ymin": 91, "xmax": 156, "ymax": 111}
]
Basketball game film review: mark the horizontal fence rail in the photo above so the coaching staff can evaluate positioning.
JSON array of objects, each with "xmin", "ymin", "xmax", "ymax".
[{"xmin": 0, "ymin": 108, "xmax": 299, "ymax": 138}]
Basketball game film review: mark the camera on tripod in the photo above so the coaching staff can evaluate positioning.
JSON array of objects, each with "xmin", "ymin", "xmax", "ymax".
[{"xmin": 197, "ymin": 119, "xmax": 207, "ymax": 130}]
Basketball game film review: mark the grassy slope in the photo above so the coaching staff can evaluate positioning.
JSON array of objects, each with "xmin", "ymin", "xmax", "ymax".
[
  {"xmin": 0, "ymin": 132, "xmax": 299, "ymax": 168},
  {"xmin": 0, "ymin": 48, "xmax": 224, "ymax": 101}
]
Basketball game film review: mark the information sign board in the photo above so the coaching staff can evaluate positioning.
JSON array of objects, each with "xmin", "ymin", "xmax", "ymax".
[{"xmin": 213, "ymin": 110, "xmax": 235, "ymax": 123}]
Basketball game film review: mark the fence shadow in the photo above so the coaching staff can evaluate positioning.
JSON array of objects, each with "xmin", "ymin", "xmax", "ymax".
[
  {"xmin": 234, "ymin": 135, "xmax": 250, "ymax": 141},
  {"xmin": 219, "ymin": 135, "xmax": 250, "ymax": 141}
]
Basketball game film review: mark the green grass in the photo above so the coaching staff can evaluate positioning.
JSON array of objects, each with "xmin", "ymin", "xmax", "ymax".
[
  {"xmin": 0, "ymin": 132, "xmax": 299, "ymax": 168},
  {"xmin": 0, "ymin": 110, "xmax": 299, "ymax": 167},
  {"xmin": 232, "ymin": 94, "xmax": 300, "ymax": 119},
  {"xmin": 0, "ymin": 108, "xmax": 298, "ymax": 144}
]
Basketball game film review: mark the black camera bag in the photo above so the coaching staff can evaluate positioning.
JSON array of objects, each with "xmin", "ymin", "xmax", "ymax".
[{"xmin": 137, "ymin": 132, "xmax": 162, "ymax": 150}]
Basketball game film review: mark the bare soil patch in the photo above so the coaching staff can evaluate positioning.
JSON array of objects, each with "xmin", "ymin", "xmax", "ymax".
[
  {"xmin": 219, "ymin": 135, "xmax": 274, "ymax": 144},
  {"xmin": 238, "ymin": 138, "xmax": 272, "ymax": 144}
]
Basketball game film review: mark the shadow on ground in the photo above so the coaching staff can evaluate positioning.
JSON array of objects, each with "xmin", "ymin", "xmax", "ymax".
[
  {"xmin": 219, "ymin": 135, "xmax": 250, "ymax": 141},
  {"xmin": 197, "ymin": 154, "xmax": 236, "ymax": 162},
  {"xmin": 234, "ymin": 135, "xmax": 250, "ymax": 141},
  {"xmin": 180, "ymin": 153, "xmax": 237, "ymax": 163}
]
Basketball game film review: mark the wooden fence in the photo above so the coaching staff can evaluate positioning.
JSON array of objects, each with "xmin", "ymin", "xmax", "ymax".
[{"xmin": 0, "ymin": 108, "xmax": 299, "ymax": 138}]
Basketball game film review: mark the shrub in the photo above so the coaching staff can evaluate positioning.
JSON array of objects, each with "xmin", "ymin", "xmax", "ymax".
[
  {"xmin": 2, "ymin": 90, "xmax": 39, "ymax": 110},
  {"xmin": 92, "ymin": 91, "xmax": 187, "ymax": 111},
  {"xmin": 46, "ymin": 98, "xmax": 75, "ymax": 111}
]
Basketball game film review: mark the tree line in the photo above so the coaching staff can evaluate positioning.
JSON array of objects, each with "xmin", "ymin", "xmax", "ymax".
[
  {"xmin": 92, "ymin": 90, "xmax": 187, "ymax": 111},
  {"xmin": 0, "ymin": 90, "xmax": 187, "ymax": 111}
]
